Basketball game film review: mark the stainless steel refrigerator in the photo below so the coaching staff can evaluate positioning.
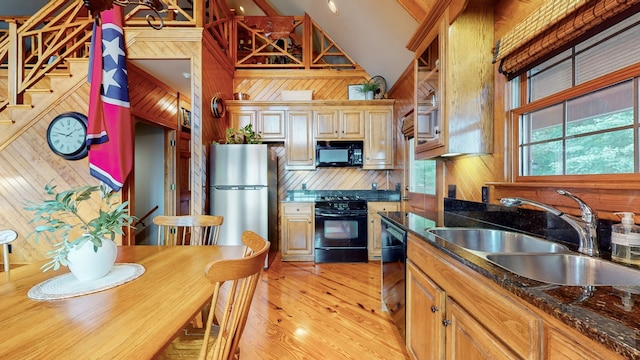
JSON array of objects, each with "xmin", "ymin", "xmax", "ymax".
[{"xmin": 209, "ymin": 144, "xmax": 278, "ymax": 268}]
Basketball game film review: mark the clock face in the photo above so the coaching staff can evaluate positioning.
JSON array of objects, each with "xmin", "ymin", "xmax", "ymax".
[{"xmin": 46, "ymin": 112, "xmax": 89, "ymax": 160}]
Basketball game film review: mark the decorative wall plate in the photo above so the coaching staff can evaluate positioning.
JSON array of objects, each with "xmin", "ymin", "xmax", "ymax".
[{"xmin": 211, "ymin": 97, "xmax": 225, "ymax": 118}]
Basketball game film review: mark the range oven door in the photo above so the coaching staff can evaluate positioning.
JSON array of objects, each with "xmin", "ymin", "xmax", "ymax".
[
  {"xmin": 314, "ymin": 210, "xmax": 368, "ymax": 263},
  {"xmin": 381, "ymin": 217, "xmax": 407, "ymax": 340}
]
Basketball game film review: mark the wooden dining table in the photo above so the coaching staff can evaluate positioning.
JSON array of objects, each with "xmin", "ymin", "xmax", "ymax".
[{"xmin": 0, "ymin": 245, "xmax": 246, "ymax": 359}]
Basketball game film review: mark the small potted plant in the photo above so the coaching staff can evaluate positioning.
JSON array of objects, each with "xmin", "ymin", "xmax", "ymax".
[
  {"xmin": 24, "ymin": 183, "xmax": 136, "ymax": 280},
  {"xmin": 222, "ymin": 123, "xmax": 263, "ymax": 144},
  {"xmin": 358, "ymin": 81, "xmax": 379, "ymax": 100}
]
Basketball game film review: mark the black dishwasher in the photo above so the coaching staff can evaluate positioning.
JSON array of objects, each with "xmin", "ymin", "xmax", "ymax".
[{"xmin": 381, "ymin": 217, "xmax": 408, "ymax": 340}]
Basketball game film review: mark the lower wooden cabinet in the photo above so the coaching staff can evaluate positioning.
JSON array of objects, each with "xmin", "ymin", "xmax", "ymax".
[
  {"xmin": 406, "ymin": 233, "xmax": 626, "ymax": 360},
  {"xmin": 367, "ymin": 202, "xmax": 399, "ymax": 258},
  {"xmin": 280, "ymin": 203, "xmax": 314, "ymax": 261},
  {"xmin": 407, "ymin": 233, "xmax": 541, "ymax": 359},
  {"xmin": 544, "ymin": 320, "xmax": 624, "ymax": 359},
  {"xmin": 406, "ymin": 260, "xmax": 446, "ymax": 360}
]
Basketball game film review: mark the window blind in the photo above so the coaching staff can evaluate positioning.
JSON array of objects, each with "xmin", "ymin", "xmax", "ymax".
[{"xmin": 493, "ymin": 0, "xmax": 640, "ymax": 79}]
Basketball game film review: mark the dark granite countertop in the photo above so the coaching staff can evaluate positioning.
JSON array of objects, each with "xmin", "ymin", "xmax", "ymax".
[{"xmin": 381, "ymin": 211, "xmax": 640, "ymax": 360}]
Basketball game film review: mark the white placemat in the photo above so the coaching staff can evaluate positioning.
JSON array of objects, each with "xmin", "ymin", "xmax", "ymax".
[{"xmin": 28, "ymin": 263, "xmax": 145, "ymax": 301}]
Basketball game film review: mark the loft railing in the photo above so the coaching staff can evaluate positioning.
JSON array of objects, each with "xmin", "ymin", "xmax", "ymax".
[{"xmin": 232, "ymin": 13, "xmax": 360, "ymax": 70}]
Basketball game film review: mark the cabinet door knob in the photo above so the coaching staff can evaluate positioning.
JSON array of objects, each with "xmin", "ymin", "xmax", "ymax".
[
  {"xmin": 442, "ymin": 319, "xmax": 451, "ymax": 327},
  {"xmin": 430, "ymin": 306, "xmax": 439, "ymax": 313}
]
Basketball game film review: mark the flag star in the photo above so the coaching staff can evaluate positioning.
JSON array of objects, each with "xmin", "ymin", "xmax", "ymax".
[
  {"xmin": 102, "ymin": 68, "xmax": 121, "ymax": 94},
  {"xmin": 102, "ymin": 36, "xmax": 124, "ymax": 64}
]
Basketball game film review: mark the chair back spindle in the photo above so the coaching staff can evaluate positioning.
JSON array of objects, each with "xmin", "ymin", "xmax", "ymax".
[{"xmin": 153, "ymin": 215, "xmax": 224, "ymax": 246}]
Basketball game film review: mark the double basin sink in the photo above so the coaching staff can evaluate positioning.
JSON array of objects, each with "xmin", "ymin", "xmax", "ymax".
[{"xmin": 427, "ymin": 227, "xmax": 640, "ymax": 286}]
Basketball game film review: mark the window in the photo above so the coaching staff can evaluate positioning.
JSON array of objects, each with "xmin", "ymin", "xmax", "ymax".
[
  {"xmin": 513, "ymin": 12, "xmax": 640, "ymax": 178},
  {"xmin": 409, "ymin": 138, "xmax": 436, "ymax": 194}
]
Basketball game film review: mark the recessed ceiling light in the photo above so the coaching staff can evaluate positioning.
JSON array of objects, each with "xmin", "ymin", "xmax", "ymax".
[
  {"xmin": 182, "ymin": 72, "xmax": 190, "ymax": 79},
  {"xmin": 328, "ymin": 0, "xmax": 338, "ymax": 15}
]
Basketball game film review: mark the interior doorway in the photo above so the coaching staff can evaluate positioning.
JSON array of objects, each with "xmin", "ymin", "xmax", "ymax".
[{"xmin": 134, "ymin": 122, "xmax": 165, "ymax": 244}]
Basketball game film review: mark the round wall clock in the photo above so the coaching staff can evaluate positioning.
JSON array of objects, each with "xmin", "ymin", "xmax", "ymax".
[
  {"xmin": 46, "ymin": 112, "xmax": 89, "ymax": 160},
  {"xmin": 211, "ymin": 96, "xmax": 225, "ymax": 118}
]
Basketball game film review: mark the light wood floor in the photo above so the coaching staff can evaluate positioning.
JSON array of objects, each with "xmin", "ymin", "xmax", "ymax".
[{"xmin": 238, "ymin": 254, "xmax": 409, "ymax": 359}]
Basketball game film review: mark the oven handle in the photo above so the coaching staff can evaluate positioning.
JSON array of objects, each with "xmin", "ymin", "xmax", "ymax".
[{"xmin": 315, "ymin": 211, "xmax": 366, "ymax": 218}]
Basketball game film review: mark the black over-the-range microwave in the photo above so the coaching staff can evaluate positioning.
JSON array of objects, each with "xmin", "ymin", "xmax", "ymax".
[{"xmin": 316, "ymin": 141, "xmax": 363, "ymax": 167}]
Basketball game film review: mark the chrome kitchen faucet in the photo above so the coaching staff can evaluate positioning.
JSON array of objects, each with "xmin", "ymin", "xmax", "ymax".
[{"xmin": 500, "ymin": 190, "xmax": 600, "ymax": 257}]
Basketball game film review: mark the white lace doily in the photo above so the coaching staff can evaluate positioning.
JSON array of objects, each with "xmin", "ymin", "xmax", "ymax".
[{"xmin": 27, "ymin": 263, "xmax": 145, "ymax": 301}]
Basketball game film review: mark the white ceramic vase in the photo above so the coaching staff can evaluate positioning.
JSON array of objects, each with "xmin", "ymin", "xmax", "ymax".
[
  {"xmin": 67, "ymin": 236, "xmax": 117, "ymax": 281},
  {"xmin": 365, "ymin": 91, "xmax": 374, "ymax": 100}
]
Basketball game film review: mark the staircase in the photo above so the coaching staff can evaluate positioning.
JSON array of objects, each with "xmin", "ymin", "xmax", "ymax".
[{"xmin": 0, "ymin": 0, "xmax": 93, "ymax": 150}]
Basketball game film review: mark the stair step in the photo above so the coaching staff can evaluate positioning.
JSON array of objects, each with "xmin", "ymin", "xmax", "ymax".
[
  {"xmin": 7, "ymin": 104, "xmax": 34, "ymax": 110},
  {"xmin": 24, "ymin": 88, "xmax": 53, "ymax": 104}
]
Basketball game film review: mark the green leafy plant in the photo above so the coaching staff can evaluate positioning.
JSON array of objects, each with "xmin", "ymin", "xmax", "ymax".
[
  {"xmin": 357, "ymin": 81, "xmax": 379, "ymax": 93},
  {"xmin": 223, "ymin": 123, "xmax": 263, "ymax": 144},
  {"xmin": 24, "ymin": 184, "xmax": 136, "ymax": 272}
]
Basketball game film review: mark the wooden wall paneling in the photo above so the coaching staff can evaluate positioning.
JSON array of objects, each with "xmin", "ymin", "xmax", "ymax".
[
  {"xmin": 233, "ymin": 69, "xmax": 370, "ymax": 101},
  {"xmin": 388, "ymin": 63, "xmax": 415, "ymax": 212},
  {"xmin": 125, "ymin": 28, "xmax": 207, "ymax": 217},
  {"xmin": 201, "ymin": 33, "xmax": 235, "ymax": 213},
  {"xmin": 128, "ymin": 63, "xmax": 180, "ymax": 129},
  {"xmin": 0, "ymin": 82, "xmax": 101, "ymax": 264}
]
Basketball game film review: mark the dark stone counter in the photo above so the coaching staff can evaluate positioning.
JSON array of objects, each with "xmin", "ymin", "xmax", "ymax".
[{"xmin": 381, "ymin": 205, "xmax": 640, "ymax": 359}]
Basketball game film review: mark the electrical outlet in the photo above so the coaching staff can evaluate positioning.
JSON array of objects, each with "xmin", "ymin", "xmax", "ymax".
[
  {"xmin": 482, "ymin": 186, "xmax": 490, "ymax": 203},
  {"xmin": 448, "ymin": 184, "xmax": 457, "ymax": 199},
  {"xmin": 372, "ymin": 182, "xmax": 377, "ymax": 190}
]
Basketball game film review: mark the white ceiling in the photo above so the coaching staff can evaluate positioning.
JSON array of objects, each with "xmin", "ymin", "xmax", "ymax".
[{"xmin": 0, "ymin": 0, "xmax": 418, "ymax": 96}]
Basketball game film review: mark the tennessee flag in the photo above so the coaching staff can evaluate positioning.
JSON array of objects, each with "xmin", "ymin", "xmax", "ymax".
[{"xmin": 87, "ymin": 6, "xmax": 132, "ymax": 192}]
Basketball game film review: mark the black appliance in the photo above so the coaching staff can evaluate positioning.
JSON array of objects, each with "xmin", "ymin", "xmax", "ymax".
[
  {"xmin": 381, "ymin": 217, "xmax": 407, "ymax": 340},
  {"xmin": 314, "ymin": 196, "xmax": 368, "ymax": 263},
  {"xmin": 316, "ymin": 141, "xmax": 363, "ymax": 167}
]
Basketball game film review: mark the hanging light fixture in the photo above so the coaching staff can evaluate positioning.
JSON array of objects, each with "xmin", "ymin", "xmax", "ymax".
[
  {"xmin": 83, "ymin": 0, "xmax": 166, "ymax": 29},
  {"xmin": 327, "ymin": 0, "xmax": 338, "ymax": 15}
]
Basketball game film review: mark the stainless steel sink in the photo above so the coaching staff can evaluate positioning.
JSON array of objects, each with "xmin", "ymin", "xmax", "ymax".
[
  {"xmin": 486, "ymin": 253, "xmax": 640, "ymax": 286},
  {"xmin": 427, "ymin": 228, "xmax": 570, "ymax": 253}
]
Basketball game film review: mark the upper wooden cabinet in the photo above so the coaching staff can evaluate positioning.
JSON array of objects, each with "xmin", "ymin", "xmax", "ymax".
[
  {"xmin": 315, "ymin": 108, "xmax": 365, "ymax": 140},
  {"xmin": 227, "ymin": 105, "xmax": 286, "ymax": 141},
  {"xmin": 412, "ymin": 2, "xmax": 494, "ymax": 159},
  {"xmin": 364, "ymin": 107, "xmax": 394, "ymax": 169},
  {"xmin": 227, "ymin": 100, "xmax": 395, "ymax": 170}
]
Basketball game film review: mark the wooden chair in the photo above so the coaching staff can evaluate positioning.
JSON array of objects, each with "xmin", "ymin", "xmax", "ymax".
[
  {"xmin": 153, "ymin": 215, "xmax": 224, "ymax": 246},
  {"xmin": 158, "ymin": 231, "xmax": 270, "ymax": 360},
  {"xmin": 0, "ymin": 230, "xmax": 17, "ymax": 272}
]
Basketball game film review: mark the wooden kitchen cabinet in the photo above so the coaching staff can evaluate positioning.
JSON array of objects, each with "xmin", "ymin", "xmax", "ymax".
[
  {"xmin": 280, "ymin": 203, "xmax": 314, "ymax": 261},
  {"xmin": 410, "ymin": 2, "xmax": 493, "ymax": 159},
  {"xmin": 314, "ymin": 108, "xmax": 364, "ymax": 140},
  {"xmin": 364, "ymin": 107, "xmax": 394, "ymax": 169},
  {"xmin": 407, "ymin": 233, "xmax": 541, "ymax": 359},
  {"xmin": 285, "ymin": 110, "xmax": 315, "ymax": 170},
  {"xmin": 226, "ymin": 100, "xmax": 394, "ymax": 169},
  {"xmin": 406, "ymin": 260, "xmax": 446, "ymax": 360},
  {"xmin": 367, "ymin": 202, "xmax": 399, "ymax": 258},
  {"xmin": 227, "ymin": 105, "xmax": 285, "ymax": 141},
  {"xmin": 544, "ymin": 317, "xmax": 624, "ymax": 359}
]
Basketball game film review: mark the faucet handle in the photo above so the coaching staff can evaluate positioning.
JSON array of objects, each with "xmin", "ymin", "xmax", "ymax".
[{"xmin": 557, "ymin": 190, "xmax": 597, "ymax": 222}]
